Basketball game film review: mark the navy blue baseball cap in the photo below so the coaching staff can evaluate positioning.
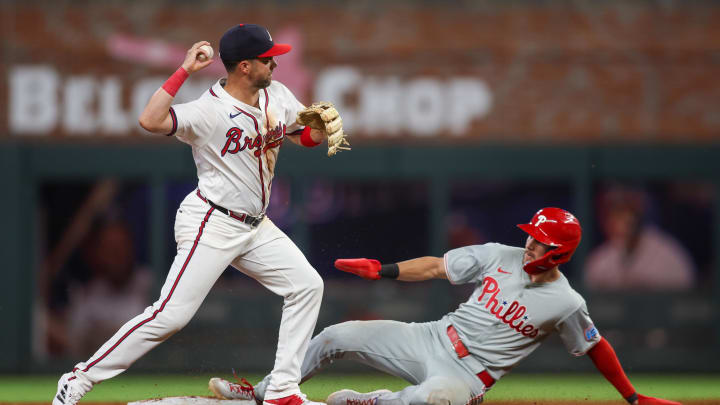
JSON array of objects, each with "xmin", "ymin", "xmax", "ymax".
[{"xmin": 219, "ymin": 24, "xmax": 291, "ymax": 63}]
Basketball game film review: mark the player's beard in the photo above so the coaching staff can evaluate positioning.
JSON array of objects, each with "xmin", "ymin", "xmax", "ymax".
[
  {"xmin": 255, "ymin": 76, "xmax": 272, "ymax": 89},
  {"xmin": 251, "ymin": 70, "xmax": 272, "ymax": 89}
]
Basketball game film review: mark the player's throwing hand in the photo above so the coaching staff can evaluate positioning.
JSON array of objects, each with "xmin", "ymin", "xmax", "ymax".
[{"xmin": 181, "ymin": 41, "xmax": 214, "ymax": 73}]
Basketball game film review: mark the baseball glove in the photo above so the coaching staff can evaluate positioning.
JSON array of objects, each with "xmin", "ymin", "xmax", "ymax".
[{"xmin": 296, "ymin": 102, "xmax": 351, "ymax": 157}]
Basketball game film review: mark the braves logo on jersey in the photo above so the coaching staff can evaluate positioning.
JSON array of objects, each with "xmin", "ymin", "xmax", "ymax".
[
  {"xmin": 264, "ymin": 122, "xmax": 285, "ymax": 151},
  {"xmin": 477, "ymin": 276, "xmax": 539, "ymax": 338},
  {"xmin": 220, "ymin": 122, "xmax": 285, "ymax": 158},
  {"xmin": 222, "ymin": 127, "xmax": 256, "ymax": 156}
]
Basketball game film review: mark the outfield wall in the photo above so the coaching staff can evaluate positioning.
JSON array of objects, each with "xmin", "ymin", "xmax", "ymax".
[{"xmin": 0, "ymin": 143, "xmax": 718, "ymax": 373}]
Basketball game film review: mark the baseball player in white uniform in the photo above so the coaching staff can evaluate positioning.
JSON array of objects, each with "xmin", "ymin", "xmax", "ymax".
[
  {"xmin": 209, "ymin": 208, "xmax": 681, "ymax": 405},
  {"xmin": 53, "ymin": 24, "xmax": 342, "ymax": 405}
]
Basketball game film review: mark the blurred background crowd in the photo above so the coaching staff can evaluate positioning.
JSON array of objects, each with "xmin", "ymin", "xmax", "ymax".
[{"xmin": 1, "ymin": 0, "xmax": 718, "ymax": 375}]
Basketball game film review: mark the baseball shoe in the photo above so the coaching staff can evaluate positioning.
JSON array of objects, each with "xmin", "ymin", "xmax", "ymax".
[
  {"xmin": 52, "ymin": 373, "xmax": 86, "ymax": 405},
  {"xmin": 264, "ymin": 393, "xmax": 326, "ymax": 405},
  {"xmin": 326, "ymin": 389, "xmax": 392, "ymax": 405},
  {"xmin": 208, "ymin": 376, "xmax": 257, "ymax": 401}
]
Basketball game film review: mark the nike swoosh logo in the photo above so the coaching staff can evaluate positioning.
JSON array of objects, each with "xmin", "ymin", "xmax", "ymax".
[
  {"xmin": 229, "ymin": 112, "xmax": 241, "ymax": 119},
  {"xmin": 497, "ymin": 267, "xmax": 512, "ymax": 274}
]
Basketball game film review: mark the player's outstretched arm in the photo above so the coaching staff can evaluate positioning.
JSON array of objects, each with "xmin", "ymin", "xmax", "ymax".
[
  {"xmin": 587, "ymin": 337, "xmax": 682, "ymax": 405},
  {"xmin": 285, "ymin": 128, "xmax": 327, "ymax": 146},
  {"xmin": 294, "ymin": 102, "xmax": 350, "ymax": 156},
  {"xmin": 334, "ymin": 257, "xmax": 447, "ymax": 281},
  {"xmin": 138, "ymin": 41, "xmax": 214, "ymax": 134}
]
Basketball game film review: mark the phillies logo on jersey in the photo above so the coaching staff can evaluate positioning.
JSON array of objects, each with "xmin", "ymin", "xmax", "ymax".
[{"xmin": 477, "ymin": 276, "xmax": 539, "ymax": 338}]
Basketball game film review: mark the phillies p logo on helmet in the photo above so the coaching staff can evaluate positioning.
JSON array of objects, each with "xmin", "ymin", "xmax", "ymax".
[{"xmin": 517, "ymin": 207, "xmax": 582, "ymax": 274}]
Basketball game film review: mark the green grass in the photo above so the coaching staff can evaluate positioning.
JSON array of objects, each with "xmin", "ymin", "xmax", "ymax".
[{"xmin": 2, "ymin": 373, "xmax": 718, "ymax": 402}]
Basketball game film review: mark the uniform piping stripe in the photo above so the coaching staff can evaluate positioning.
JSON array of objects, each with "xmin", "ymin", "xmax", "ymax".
[
  {"xmin": 76, "ymin": 207, "xmax": 215, "ymax": 373},
  {"xmin": 443, "ymin": 253, "xmax": 457, "ymax": 284},
  {"xmin": 166, "ymin": 107, "xmax": 178, "ymax": 136},
  {"xmin": 233, "ymin": 106, "xmax": 259, "ymax": 133},
  {"xmin": 233, "ymin": 105, "xmax": 265, "ymax": 208},
  {"xmin": 263, "ymin": 89, "xmax": 270, "ymax": 130},
  {"xmin": 258, "ymin": 152, "xmax": 265, "ymax": 208},
  {"xmin": 209, "ymin": 87, "xmax": 218, "ymax": 98},
  {"xmin": 261, "ymin": 88, "xmax": 270, "ymax": 209}
]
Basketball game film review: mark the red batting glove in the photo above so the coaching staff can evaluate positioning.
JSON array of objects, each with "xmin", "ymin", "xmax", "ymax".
[
  {"xmin": 637, "ymin": 394, "xmax": 683, "ymax": 405},
  {"xmin": 334, "ymin": 258, "xmax": 382, "ymax": 280}
]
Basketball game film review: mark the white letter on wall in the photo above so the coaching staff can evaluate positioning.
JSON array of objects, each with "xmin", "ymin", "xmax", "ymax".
[
  {"xmin": 9, "ymin": 66, "xmax": 59, "ymax": 135},
  {"xmin": 64, "ymin": 76, "xmax": 97, "ymax": 135},
  {"xmin": 99, "ymin": 77, "xmax": 129, "ymax": 135},
  {"xmin": 447, "ymin": 78, "xmax": 493, "ymax": 135},
  {"xmin": 315, "ymin": 67, "xmax": 360, "ymax": 132},
  {"xmin": 405, "ymin": 78, "xmax": 444, "ymax": 136}
]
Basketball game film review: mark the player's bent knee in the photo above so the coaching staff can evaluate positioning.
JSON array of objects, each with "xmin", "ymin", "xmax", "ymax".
[
  {"xmin": 316, "ymin": 322, "xmax": 353, "ymax": 350},
  {"xmin": 424, "ymin": 391, "xmax": 462, "ymax": 405},
  {"xmin": 152, "ymin": 306, "xmax": 196, "ymax": 335},
  {"xmin": 316, "ymin": 320, "xmax": 368, "ymax": 353},
  {"xmin": 317, "ymin": 323, "xmax": 341, "ymax": 345},
  {"xmin": 297, "ymin": 270, "xmax": 323, "ymax": 299},
  {"xmin": 308, "ymin": 273, "xmax": 324, "ymax": 296},
  {"xmin": 421, "ymin": 377, "xmax": 472, "ymax": 405}
]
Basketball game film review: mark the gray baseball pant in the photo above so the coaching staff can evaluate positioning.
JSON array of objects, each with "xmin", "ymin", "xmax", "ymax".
[{"xmin": 253, "ymin": 320, "xmax": 487, "ymax": 405}]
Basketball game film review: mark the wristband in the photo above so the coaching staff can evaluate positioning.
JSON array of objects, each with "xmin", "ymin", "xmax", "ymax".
[
  {"xmin": 162, "ymin": 67, "xmax": 189, "ymax": 97},
  {"xmin": 300, "ymin": 126, "xmax": 321, "ymax": 147},
  {"xmin": 625, "ymin": 393, "xmax": 638, "ymax": 404},
  {"xmin": 379, "ymin": 263, "xmax": 399, "ymax": 279}
]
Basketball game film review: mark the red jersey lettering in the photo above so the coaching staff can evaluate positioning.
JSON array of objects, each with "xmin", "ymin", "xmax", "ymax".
[
  {"xmin": 221, "ymin": 127, "xmax": 244, "ymax": 156},
  {"xmin": 478, "ymin": 276, "xmax": 539, "ymax": 338}
]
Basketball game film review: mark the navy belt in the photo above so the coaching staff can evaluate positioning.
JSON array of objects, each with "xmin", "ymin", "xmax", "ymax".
[{"xmin": 196, "ymin": 190, "xmax": 264, "ymax": 227}]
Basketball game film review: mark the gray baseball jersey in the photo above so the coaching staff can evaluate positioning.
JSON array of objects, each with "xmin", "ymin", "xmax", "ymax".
[
  {"xmin": 248, "ymin": 243, "xmax": 602, "ymax": 405},
  {"xmin": 442, "ymin": 242, "xmax": 601, "ymax": 380}
]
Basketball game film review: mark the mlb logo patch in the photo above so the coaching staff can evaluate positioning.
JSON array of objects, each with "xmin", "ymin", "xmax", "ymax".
[{"xmin": 584, "ymin": 325, "xmax": 598, "ymax": 341}]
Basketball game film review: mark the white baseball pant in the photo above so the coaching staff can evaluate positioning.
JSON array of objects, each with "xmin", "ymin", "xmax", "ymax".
[{"xmin": 68, "ymin": 190, "xmax": 324, "ymax": 400}]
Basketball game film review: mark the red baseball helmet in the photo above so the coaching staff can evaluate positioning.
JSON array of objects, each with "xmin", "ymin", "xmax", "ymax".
[{"xmin": 517, "ymin": 207, "xmax": 582, "ymax": 274}]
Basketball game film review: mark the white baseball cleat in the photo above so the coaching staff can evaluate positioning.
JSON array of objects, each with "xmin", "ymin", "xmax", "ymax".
[
  {"xmin": 264, "ymin": 393, "xmax": 326, "ymax": 405},
  {"xmin": 52, "ymin": 373, "xmax": 86, "ymax": 405},
  {"xmin": 208, "ymin": 377, "xmax": 257, "ymax": 401},
  {"xmin": 326, "ymin": 389, "xmax": 392, "ymax": 405}
]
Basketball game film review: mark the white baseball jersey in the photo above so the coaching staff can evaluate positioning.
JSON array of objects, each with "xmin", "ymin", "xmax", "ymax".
[
  {"xmin": 65, "ymin": 78, "xmax": 324, "ymax": 401},
  {"xmin": 168, "ymin": 79, "xmax": 306, "ymax": 215},
  {"xmin": 442, "ymin": 243, "xmax": 601, "ymax": 379}
]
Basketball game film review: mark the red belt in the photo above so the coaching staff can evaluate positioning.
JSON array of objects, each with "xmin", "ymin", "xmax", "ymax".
[{"xmin": 446, "ymin": 325, "xmax": 495, "ymax": 388}]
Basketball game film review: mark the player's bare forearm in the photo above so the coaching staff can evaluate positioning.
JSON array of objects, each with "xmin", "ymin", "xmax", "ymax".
[
  {"xmin": 310, "ymin": 128, "xmax": 327, "ymax": 143},
  {"xmin": 397, "ymin": 257, "xmax": 447, "ymax": 281},
  {"xmin": 138, "ymin": 89, "xmax": 175, "ymax": 134},
  {"xmin": 139, "ymin": 40, "xmax": 213, "ymax": 134},
  {"xmin": 334, "ymin": 257, "xmax": 446, "ymax": 281},
  {"xmin": 285, "ymin": 129, "xmax": 326, "ymax": 146},
  {"xmin": 286, "ymin": 134, "xmax": 300, "ymax": 145}
]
